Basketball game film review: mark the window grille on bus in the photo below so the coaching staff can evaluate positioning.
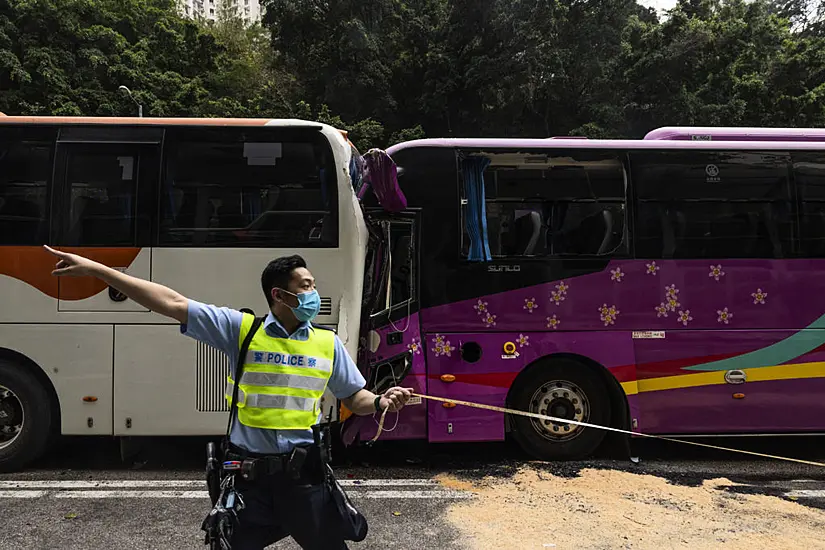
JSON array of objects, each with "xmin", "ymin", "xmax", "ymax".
[
  {"xmin": 196, "ymin": 341, "xmax": 230, "ymax": 413},
  {"xmin": 319, "ymin": 297, "xmax": 332, "ymax": 316}
]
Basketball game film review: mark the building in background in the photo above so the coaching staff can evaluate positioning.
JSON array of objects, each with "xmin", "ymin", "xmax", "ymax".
[{"xmin": 179, "ymin": 0, "xmax": 263, "ymax": 24}]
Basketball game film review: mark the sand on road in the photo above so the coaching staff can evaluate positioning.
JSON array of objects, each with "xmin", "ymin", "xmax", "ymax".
[{"xmin": 438, "ymin": 466, "xmax": 825, "ymax": 549}]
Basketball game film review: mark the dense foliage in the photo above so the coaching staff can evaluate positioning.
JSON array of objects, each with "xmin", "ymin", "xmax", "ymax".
[{"xmin": 0, "ymin": 0, "xmax": 823, "ymax": 150}]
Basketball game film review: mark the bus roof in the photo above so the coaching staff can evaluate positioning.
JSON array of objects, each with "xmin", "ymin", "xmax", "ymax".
[
  {"xmin": 0, "ymin": 115, "xmax": 332, "ymax": 130},
  {"xmin": 644, "ymin": 126, "xmax": 825, "ymax": 141},
  {"xmin": 386, "ymin": 137, "xmax": 825, "ymax": 155}
]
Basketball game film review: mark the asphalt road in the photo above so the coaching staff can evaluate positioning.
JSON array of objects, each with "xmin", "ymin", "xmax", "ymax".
[{"xmin": 2, "ymin": 435, "xmax": 825, "ymax": 549}]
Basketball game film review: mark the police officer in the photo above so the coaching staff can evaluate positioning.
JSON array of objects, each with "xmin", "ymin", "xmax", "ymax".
[{"xmin": 44, "ymin": 246, "xmax": 413, "ymax": 549}]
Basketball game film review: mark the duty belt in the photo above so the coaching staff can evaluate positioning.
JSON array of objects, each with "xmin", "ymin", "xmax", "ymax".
[{"xmin": 224, "ymin": 445, "xmax": 314, "ymax": 481}]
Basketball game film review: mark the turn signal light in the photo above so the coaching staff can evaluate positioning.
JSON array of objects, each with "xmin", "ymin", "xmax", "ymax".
[
  {"xmin": 82, "ymin": 396, "xmax": 98, "ymax": 403},
  {"xmin": 733, "ymin": 393, "xmax": 745, "ymax": 400},
  {"xmin": 440, "ymin": 374, "xmax": 456, "ymax": 383},
  {"xmin": 442, "ymin": 402, "xmax": 457, "ymax": 409}
]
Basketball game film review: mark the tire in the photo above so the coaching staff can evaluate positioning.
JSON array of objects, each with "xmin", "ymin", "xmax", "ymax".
[
  {"xmin": 509, "ymin": 358, "xmax": 610, "ymax": 461},
  {"xmin": 0, "ymin": 360, "xmax": 53, "ymax": 472}
]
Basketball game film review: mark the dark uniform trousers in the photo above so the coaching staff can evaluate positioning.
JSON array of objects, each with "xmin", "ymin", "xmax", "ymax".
[{"xmin": 229, "ymin": 455, "xmax": 349, "ymax": 550}]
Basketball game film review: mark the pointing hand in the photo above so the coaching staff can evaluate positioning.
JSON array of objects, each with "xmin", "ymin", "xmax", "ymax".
[{"xmin": 43, "ymin": 245, "xmax": 99, "ymax": 277}]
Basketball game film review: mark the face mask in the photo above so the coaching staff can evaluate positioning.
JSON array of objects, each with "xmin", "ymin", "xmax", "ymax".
[{"xmin": 279, "ymin": 289, "xmax": 321, "ymax": 323}]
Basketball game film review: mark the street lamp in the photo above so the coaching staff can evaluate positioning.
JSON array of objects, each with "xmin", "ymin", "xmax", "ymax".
[{"xmin": 118, "ymin": 85, "xmax": 143, "ymax": 118}]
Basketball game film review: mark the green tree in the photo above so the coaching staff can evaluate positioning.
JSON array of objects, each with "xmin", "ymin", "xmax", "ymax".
[
  {"xmin": 2, "ymin": 0, "xmax": 825, "ymax": 151},
  {"xmin": 618, "ymin": 0, "xmax": 825, "ymax": 134},
  {"xmin": 264, "ymin": 0, "xmax": 396, "ymax": 124},
  {"xmin": 201, "ymin": 0, "xmax": 299, "ymax": 118},
  {"xmin": 0, "ymin": 0, "xmax": 223, "ymax": 117}
]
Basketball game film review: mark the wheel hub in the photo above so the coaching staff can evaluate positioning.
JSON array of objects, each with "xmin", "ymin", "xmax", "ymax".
[
  {"xmin": 529, "ymin": 380, "xmax": 589, "ymax": 442},
  {"xmin": 0, "ymin": 386, "xmax": 24, "ymax": 449}
]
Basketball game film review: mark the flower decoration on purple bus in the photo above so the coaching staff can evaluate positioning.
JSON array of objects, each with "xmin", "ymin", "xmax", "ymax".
[
  {"xmin": 550, "ymin": 281, "xmax": 570, "ymax": 305},
  {"xmin": 709, "ymin": 264, "xmax": 725, "ymax": 281},
  {"xmin": 517, "ymin": 334, "xmax": 529, "ymax": 347},
  {"xmin": 473, "ymin": 298, "xmax": 497, "ymax": 327},
  {"xmin": 664, "ymin": 284, "xmax": 681, "ymax": 312},
  {"xmin": 655, "ymin": 303, "xmax": 669, "ymax": 318},
  {"xmin": 408, "ymin": 337, "xmax": 422, "ymax": 355},
  {"xmin": 646, "ymin": 261, "xmax": 660, "ymax": 275},
  {"xmin": 432, "ymin": 335, "xmax": 455, "ymax": 357},
  {"xmin": 600, "ymin": 304, "xmax": 619, "ymax": 326},
  {"xmin": 717, "ymin": 307, "xmax": 733, "ymax": 324},
  {"xmin": 523, "ymin": 297, "xmax": 538, "ymax": 313},
  {"xmin": 677, "ymin": 310, "xmax": 693, "ymax": 326},
  {"xmin": 610, "ymin": 267, "xmax": 625, "ymax": 282},
  {"xmin": 546, "ymin": 315, "xmax": 561, "ymax": 329},
  {"xmin": 752, "ymin": 288, "xmax": 767, "ymax": 305}
]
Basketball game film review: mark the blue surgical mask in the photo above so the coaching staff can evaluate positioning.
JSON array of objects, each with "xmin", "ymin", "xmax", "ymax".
[{"xmin": 280, "ymin": 289, "xmax": 321, "ymax": 322}]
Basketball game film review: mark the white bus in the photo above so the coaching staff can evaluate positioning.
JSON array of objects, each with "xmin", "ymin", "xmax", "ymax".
[{"xmin": 0, "ymin": 116, "xmax": 368, "ymax": 471}]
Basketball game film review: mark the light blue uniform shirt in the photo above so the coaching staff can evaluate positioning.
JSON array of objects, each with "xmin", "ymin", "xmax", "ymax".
[{"xmin": 181, "ymin": 299, "xmax": 367, "ymax": 454}]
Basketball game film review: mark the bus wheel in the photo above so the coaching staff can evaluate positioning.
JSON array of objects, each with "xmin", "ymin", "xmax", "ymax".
[
  {"xmin": 509, "ymin": 358, "xmax": 610, "ymax": 461},
  {"xmin": 0, "ymin": 360, "xmax": 53, "ymax": 472}
]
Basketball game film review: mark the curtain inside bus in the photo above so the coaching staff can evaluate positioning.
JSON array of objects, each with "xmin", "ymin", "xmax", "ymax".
[
  {"xmin": 462, "ymin": 156, "xmax": 492, "ymax": 261},
  {"xmin": 362, "ymin": 149, "xmax": 407, "ymax": 212},
  {"xmin": 349, "ymin": 143, "xmax": 366, "ymax": 195}
]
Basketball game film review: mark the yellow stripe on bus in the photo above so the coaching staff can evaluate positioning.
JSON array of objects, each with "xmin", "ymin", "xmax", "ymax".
[{"xmin": 620, "ymin": 361, "xmax": 825, "ymax": 396}]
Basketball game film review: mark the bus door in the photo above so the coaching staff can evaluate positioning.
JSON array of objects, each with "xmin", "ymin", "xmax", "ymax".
[
  {"xmin": 53, "ymin": 126, "xmax": 160, "ymax": 312},
  {"xmin": 359, "ymin": 211, "xmax": 427, "ymax": 440}
]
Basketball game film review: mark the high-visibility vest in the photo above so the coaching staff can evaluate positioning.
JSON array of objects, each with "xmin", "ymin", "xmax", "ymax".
[{"xmin": 225, "ymin": 313, "xmax": 335, "ymax": 430}]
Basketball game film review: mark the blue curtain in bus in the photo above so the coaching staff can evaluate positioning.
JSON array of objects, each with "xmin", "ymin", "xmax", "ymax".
[
  {"xmin": 349, "ymin": 148, "xmax": 365, "ymax": 195},
  {"xmin": 319, "ymin": 167, "xmax": 329, "ymax": 207},
  {"xmin": 244, "ymin": 192, "xmax": 261, "ymax": 224},
  {"xmin": 462, "ymin": 156, "xmax": 492, "ymax": 261}
]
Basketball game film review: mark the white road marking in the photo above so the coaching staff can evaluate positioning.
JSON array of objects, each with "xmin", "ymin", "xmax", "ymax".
[
  {"xmin": 0, "ymin": 480, "xmax": 204, "ymax": 489},
  {"xmin": 0, "ymin": 479, "xmax": 469, "ymax": 500},
  {"xmin": 47, "ymin": 489, "xmax": 470, "ymax": 500},
  {"xmin": 4, "ymin": 479, "xmax": 825, "ymax": 501},
  {"xmin": 765, "ymin": 479, "xmax": 823, "ymax": 486},
  {"xmin": 784, "ymin": 489, "xmax": 825, "ymax": 498},
  {"xmin": 0, "ymin": 490, "xmax": 48, "ymax": 498},
  {"xmin": 341, "ymin": 480, "xmax": 440, "ymax": 487},
  {"xmin": 0, "ymin": 479, "xmax": 439, "ymax": 489},
  {"xmin": 54, "ymin": 490, "xmax": 208, "ymax": 499},
  {"xmin": 353, "ymin": 490, "xmax": 471, "ymax": 499}
]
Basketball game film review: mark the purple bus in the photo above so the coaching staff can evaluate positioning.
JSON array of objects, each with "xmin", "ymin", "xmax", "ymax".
[
  {"xmin": 342, "ymin": 133, "xmax": 825, "ymax": 461},
  {"xmin": 645, "ymin": 126, "xmax": 825, "ymax": 141}
]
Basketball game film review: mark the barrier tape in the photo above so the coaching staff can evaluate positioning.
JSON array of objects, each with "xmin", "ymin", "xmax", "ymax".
[{"xmin": 371, "ymin": 392, "xmax": 825, "ymax": 468}]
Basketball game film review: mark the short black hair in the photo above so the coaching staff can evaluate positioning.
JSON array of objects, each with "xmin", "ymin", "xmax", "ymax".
[{"xmin": 261, "ymin": 255, "xmax": 307, "ymax": 306}]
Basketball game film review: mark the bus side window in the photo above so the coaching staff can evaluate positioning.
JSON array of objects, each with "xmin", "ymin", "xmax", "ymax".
[
  {"xmin": 64, "ymin": 150, "xmax": 139, "ymax": 246},
  {"xmin": 795, "ymin": 154, "xmax": 825, "ymax": 258},
  {"xmin": 632, "ymin": 151, "xmax": 793, "ymax": 260},
  {"xmin": 460, "ymin": 152, "xmax": 627, "ymax": 259},
  {"xmin": 159, "ymin": 128, "xmax": 337, "ymax": 248},
  {"xmin": 0, "ymin": 128, "xmax": 55, "ymax": 246},
  {"xmin": 371, "ymin": 219, "xmax": 416, "ymax": 315}
]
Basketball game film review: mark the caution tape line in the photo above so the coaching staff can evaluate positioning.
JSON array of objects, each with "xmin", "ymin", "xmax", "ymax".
[{"xmin": 412, "ymin": 393, "xmax": 825, "ymax": 468}]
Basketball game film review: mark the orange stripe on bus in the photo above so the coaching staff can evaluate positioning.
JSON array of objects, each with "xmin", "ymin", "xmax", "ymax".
[{"xmin": 0, "ymin": 246, "xmax": 140, "ymax": 300}]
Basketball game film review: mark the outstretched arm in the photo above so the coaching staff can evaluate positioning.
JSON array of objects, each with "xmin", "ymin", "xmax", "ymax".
[{"xmin": 44, "ymin": 245, "xmax": 189, "ymax": 324}]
